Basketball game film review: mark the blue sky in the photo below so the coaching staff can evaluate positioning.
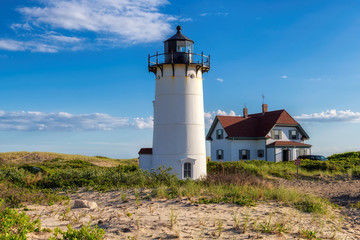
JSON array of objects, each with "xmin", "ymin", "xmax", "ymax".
[{"xmin": 0, "ymin": 0, "xmax": 359, "ymax": 158}]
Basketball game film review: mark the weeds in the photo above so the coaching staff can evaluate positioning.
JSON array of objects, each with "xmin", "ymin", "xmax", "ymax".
[
  {"xmin": 242, "ymin": 212, "xmax": 250, "ymax": 233},
  {"xmin": 300, "ymin": 229, "xmax": 320, "ymax": 239},
  {"xmin": 135, "ymin": 189, "xmax": 140, "ymax": 206},
  {"xmin": 349, "ymin": 202, "xmax": 360, "ymax": 208},
  {"xmin": 232, "ymin": 211, "xmax": 241, "ymax": 230},
  {"xmin": 121, "ymin": 191, "xmax": 128, "ymax": 202},
  {"xmin": 170, "ymin": 208, "xmax": 178, "ymax": 229},
  {"xmin": 217, "ymin": 219, "xmax": 223, "ymax": 236},
  {"xmin": 50, "ymin": 224, "xmax": 105, "ymax": 240}
]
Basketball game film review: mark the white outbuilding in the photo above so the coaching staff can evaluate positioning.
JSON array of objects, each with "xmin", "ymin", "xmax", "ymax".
[
  {"xmin": 139, "ymin": 26, "xmax": 210, "ymax": 180},
  {"xmin": 206, "ymin": 104, "xmax": 311, "ymax": 162}
]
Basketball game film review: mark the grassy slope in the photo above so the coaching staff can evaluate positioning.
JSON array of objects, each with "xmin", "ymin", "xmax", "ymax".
[
  {"xmin": 4, "ymin": 151, "xmax": 356, "ymax": 238},
  {"xmin": 1, "ymin": 150, "xmax": 358, "ymax": 212},
  {"xmin": 0, "ymin": 151, "xmax": 138, "ymax": 167}
]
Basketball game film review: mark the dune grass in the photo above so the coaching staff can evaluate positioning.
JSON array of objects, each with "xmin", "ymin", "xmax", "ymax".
[
  {"xmin": 2, "ymin": 150, "xmax": 357, "ymax": 213},
  {"xmin": 207, "ymin": 152, "xmax": 360, "ymax": 180},
  {"xmin": 0, "ymin": 151, "xmax": 138, "ymax": 167}
]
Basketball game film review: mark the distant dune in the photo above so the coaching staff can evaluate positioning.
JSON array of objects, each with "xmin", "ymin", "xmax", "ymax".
[{"xmin": 0, "ymin": 151, "xmax": 138, "ymax": 167}]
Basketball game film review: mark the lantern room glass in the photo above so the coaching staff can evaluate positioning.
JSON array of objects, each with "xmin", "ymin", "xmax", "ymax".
[{"xmin": 164, "ymin": 40, "xmax": 193, "ymax": 64}]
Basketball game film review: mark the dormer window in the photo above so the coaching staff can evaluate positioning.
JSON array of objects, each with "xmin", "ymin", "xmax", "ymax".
[
  {"xmin": 216, "ymin": 129, "xmax": 223, "ymax": 139},
  {"xmin": 290, "ymin": 130, "xmax": 298, "ymax": 139},
  {"xmin": 272, "ymin": 129, "xmax": 281, "ymax": 139}
]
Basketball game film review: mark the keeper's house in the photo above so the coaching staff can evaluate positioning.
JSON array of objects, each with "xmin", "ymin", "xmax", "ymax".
[{"xmin": 206, "ymin": 104, "xmax": 311, "ymax": 162}]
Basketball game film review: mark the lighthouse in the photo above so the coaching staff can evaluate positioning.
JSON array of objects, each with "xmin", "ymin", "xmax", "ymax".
[{"xmin": 139, "ymin": 26, "xmax": 210, "ymax": 180}]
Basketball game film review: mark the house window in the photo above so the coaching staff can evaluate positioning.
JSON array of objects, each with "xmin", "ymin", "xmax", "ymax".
[
  {"xmin": 216, "ymin": 129, "xmax": 223, "ymax": 139},
  {"xmin": 273, "ymin": 129, "xmax": 281, "ymax": 139},
  {"xmin": 184, "ymin": 162, "xmax": 191, "ymax": 178},
  {"xmin": 216, "ymin": 149, "xmax": 224, "ymax": 160},
  {"xmin": 239, "ymin": 149, "xmax": 250, "ymax": 160},
  {"xmin": 290, "ymin": 130, "xmax": 297, "ymax": 140},
  {"xmin": 257, "ymin": 149, "xmax": 264, "ymax": 158}
]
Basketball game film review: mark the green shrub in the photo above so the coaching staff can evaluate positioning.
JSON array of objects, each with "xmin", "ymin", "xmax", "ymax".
[
  {"xmin": 51, "ymin": 224, "xmax": 105, "ymax": 240},
  {"xmin": 294, "ymin": 198, "xmax": 327, "ymax": 214},
  {"xmin": 0, "ymin": 199, "xmax": 41, "ymax": 239},
  {"xmin": 328, "ymin": 151, "xmax": 360, "ymax": 160}
]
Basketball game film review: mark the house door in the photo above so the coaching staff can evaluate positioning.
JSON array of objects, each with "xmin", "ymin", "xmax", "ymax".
[{"xmin": 282, "ymin": 149, "xmax": 290, "ymax": 162}]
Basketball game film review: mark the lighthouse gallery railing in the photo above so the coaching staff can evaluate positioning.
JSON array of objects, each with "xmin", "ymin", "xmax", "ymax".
[{"xmin": 148, "ymin": 52, "xmax": 210, "ymax": 73}]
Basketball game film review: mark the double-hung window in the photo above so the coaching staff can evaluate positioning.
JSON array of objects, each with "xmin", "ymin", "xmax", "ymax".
[
  {"xmin": 216, "ymin": 129, "xmax": 223, "ymax": 139},
  {"xmin": 239, "ymin": 149, "xmax": 250, "ymax": 160},
  {"xmin": 273, "ymin": 129, "xmax": 281, "ymax": 139},
  {"xmin": 216, "ymin": 149, "xmax": 224, "ymax": 160},
  {"xmin": 290, "ymin": 130, "xmax": 298, "ymax": 140},
  {"xmin": 257, "ymin": 149, "xmax": 264, "ymax": 158},
  {"xmin": 184, "ymin": 162, "xmax": 191, "ymax": 178}
]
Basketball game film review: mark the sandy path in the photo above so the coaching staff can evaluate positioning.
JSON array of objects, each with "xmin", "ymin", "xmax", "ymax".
[
  {"xmin": 25, "ymin": 189, "xmax": 356, "ymax": 240},
  {"xmin": 276, "ymin": 178, "xmax": 360, "ymax": 238}
]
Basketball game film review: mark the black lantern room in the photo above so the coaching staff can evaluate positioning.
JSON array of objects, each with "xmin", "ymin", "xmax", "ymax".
[
  {"xmin": 164, "ymin": 25, "xmax": 194, "ymax": 64},
  {"xmin": 148, "ymin": 26, "xmax": 210, "ymax": 75}
]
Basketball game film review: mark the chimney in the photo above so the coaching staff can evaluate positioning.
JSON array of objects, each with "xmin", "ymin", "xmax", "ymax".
[
  {"xmin": 262, "ymin": 104, "xmax": 268, "ymax": 113},
  {"xmin": 243, "ymin": 107, "xmax": 248, "ymax": 118}
]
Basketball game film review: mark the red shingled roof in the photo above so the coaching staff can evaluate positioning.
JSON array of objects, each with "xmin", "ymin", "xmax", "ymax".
[
  {"xmin": 267, "ymin": 141, "xmax": 311, "ymax": 147},
  {"xmin": 208, "ymin": 110, "xmax": 304, "ymax": 139},
  {"xmin": 138, "ymin": 148, "xmax": 152, "ymax": 154}
]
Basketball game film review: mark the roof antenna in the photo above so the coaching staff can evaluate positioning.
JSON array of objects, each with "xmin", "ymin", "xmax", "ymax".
[
  {"xmin": 178, "ymin": 9, "xmax": 181, "ymax": 26},
  {"xmin": 262, "ymin": 94, "xmax": 265, "ymax": 104}
]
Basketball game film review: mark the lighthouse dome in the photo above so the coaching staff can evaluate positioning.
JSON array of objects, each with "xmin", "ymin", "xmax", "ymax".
[{"xmin": 165, "ymin": 26, "xmax": 194, "ymax": 43}]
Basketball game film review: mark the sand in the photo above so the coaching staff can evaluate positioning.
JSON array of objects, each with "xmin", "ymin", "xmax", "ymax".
[{"xmin": 25, "ymin": 183, "xmax": 358, "ymax": 240}]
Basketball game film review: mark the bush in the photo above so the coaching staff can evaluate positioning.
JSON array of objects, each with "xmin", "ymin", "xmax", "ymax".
[
  {"xmin": 0, "ymin": 199, "xmax": 41, "ymax": 239},
  {"xmin": 328, "ymin": 151, "xmax": 360, "ymax": 160},
  {"xmin": 51, "ymin": 224, "xmax": 105, "ymax": 240},
  {"xmin": 294, "ymin": 198, "xmax": 327, "ymax": 214}
]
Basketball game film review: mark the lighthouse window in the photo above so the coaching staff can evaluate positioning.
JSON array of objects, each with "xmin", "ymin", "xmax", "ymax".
[
  {"xmin": 216, "ymin": 149, "xmax": 224, "ymax": 160},
  {"xmin": 216, "ymin": 129, "xmax": 223, "ymax": 139},
  {"xmin": 184, "ymin": 163, "xmax": 191, "ymax": 178},
  {"xmin": 177, "ymin": 46, "xmax": 186, "ymax": 52}
]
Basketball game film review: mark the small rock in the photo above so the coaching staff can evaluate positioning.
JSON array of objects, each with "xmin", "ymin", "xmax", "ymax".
[
  {"xmin": 122, "ymin": 228, "xmax": 131, "ymax": 233},
  {"xmin": 73, "ymin": 200, "xmax": 98, "ymax": 209}
]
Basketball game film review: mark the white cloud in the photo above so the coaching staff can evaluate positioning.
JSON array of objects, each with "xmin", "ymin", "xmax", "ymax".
[
  {"xmin": 295, "ymin": 109, "xmax": 360, "ymax": 123},
  {"xmin": 46, "ymin": 34, "xmax": 83, "ymax": 43},
  {"xmin": 200, "ymin": 12, "xmax": 229, "ymax": 17},
  {"xmin": 1, "ymin": 0, "xmax": 175, "ymax": 52},
  {"xmin": 281, "ymin": 75, "xmax": 288, "ymax": 79},
  {"xmin": 21, "ymin": 0, "xmax": 172, "ymax": 42},
  {"xmin": 0, "ymin": 109, "xmax": 239, "ymax": 131},
  {"xmin": 179, "ymin": 17, "xmax": 192, "ymax": 22},
  {"xmin": 0, "ymin": 39, "xmax": 26, "ymax": 51},
  {"xmin": 10, "ymin": 23, "xmax": 32, "ymax": 31},
  {"xmin": 0, "ymin": 39, "xmax": 58, "ymax": 52},
  {"xmin": 216, "ymin": 78, "xmax": 224, "ymax": 82},
  {"xmin": 0, "ymin": 110, "xmax": 153, "ymax": 131},
  {"xmin": 204, "ymin": 110, "xmax": 236, "ymax": 128}
]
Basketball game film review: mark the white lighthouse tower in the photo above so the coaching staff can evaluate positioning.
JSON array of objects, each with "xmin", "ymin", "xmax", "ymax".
[{"xmin": 139, "ymin": 26, "xmax": 210, "ymax": 180}]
